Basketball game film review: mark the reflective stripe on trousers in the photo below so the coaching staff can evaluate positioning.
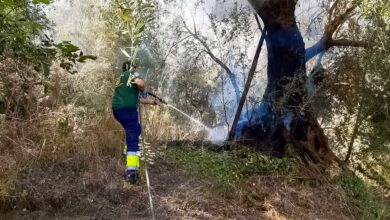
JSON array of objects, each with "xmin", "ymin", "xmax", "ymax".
[{"xmin": 127, "ymin": 151, "xmax": 140, "ymax": 170}]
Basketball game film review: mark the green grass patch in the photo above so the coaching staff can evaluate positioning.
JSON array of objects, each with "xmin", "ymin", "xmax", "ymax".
[
  {"xmin": 0, "ymin": 180, "xmax": 10, "ymax": 199},
  {"xmin": 335, "ymin": 171, "xmax": 388, "ymax": 220},
  {"xmin": 0, "ymin": 179, "xmax": 14, "ymax": 212},
  {"xmin": 165, "ymin": 147, "xmax": 297, "ymax": 188}
]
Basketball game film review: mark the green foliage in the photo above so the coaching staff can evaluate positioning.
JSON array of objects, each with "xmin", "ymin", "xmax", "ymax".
[
  {"xmin": 114, "ymin": 0, "xmax": 154, "ymax": 39},
  {"xmin": 0, "ymin": 182, "xmax": 9, "ymax": 211},
  {"xmin": 0, "ymin": 178, "xmax": 16, "ymax": 212},
  {"xmin": 55, "ymin": 41, "xmax": 97, "ymax": 74},
  {"xmin": 172, "ymin": 66, "xmax": 216, "ymax": 125},
  {"xmin": 0, "ymin": 0, "xmax": 50, "ymax": 62},
  {"xmin": 107, "ymin": 0, "xmax": 155, "ymax": 62},
  {"xmin": 335, "ymin": 171, "xmax": 388, "ymax": 220},
  {"xmin": 0, "ymin": 0, "xmax": 96, "ymax": 73},
  {"xmin": 166, "ymin": 147, "xmax": 296, "ymax": 188},
  {"xmin": 0, "ymin": 181, "xmax": 10, "ymax": 199},
  {"xmin": 323, "ymin": 3, "xmax": 390, "ymax": 193},
  {"xmin": 360, "ymin": 0, "xmax": 390, "ymax": 30},
  {"xmin": 32, "ymin": 0, "xmax": 51, "ymax": 4},
  {"xmin": 0, "ymin": 0, "xmax": 98, "ymax": 116}
]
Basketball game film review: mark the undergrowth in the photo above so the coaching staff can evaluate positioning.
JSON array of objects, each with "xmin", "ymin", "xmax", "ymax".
[
  {"xmin": 0, "ymin": 180, "xmax": 12, "ymax": 211},
  {"xmin": 165, "ymin": 146, "xmax": 297, "ymax": 188},
  {"xmin": 335, "ymin": 171, "xmax": 388, "ymax": 220}
]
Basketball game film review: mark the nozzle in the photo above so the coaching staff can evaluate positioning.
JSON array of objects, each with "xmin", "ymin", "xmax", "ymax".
[{"xmin": 147, "ymin": 92, "xmax": 167, "ymax": 104}]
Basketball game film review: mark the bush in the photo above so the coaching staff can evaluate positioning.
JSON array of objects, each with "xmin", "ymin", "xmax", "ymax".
[
  {"xmin": 165, "ymin": 146, "xmax": 296, "ymax": 188},
  {"xmin": 335, "ymin": 171, "xmax": 388, "ymax": 220}
]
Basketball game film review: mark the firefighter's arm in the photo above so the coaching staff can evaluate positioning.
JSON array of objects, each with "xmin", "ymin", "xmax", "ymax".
[
  {"xmin": 135, "ymin": 78, "xmax": 159, "ymax": 105},
  {"xmin": 134, "ymin": 78, "xmax": 146, "ymax": 92}
]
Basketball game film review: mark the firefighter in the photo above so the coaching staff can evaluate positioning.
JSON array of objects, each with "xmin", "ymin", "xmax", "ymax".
[{"xmin": 112, "ymin": 59, "xmax": 159, "ymax": 184}]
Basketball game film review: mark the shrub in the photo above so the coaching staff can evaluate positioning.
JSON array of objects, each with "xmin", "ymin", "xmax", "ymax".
[
  {"xmin": 335, "ymin": 171, "xmax": 388, "ymax": 220},
  {"xmin": 165, "ymin": 146, "xmax": 296, "ymax": 188}
]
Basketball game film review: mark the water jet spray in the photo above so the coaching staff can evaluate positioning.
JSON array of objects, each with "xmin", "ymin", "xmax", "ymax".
[{"xmin": 146, "ymin": 92, "xmax": 227, "ymax": 144}]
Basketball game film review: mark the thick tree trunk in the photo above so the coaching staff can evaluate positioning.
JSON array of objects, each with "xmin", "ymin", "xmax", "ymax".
[{"xmin": 244, "ymin": 0, "xmax": 336, "ymax": 166}]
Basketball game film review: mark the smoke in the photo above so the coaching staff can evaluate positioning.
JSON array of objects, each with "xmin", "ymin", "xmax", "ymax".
[
  {"xmin": 207, "ymin": 126, "xmax": 229, "ymax": 145},
  {"xmin": 45, "ymin": 0, "xmax": 326, "ymax": 144}
]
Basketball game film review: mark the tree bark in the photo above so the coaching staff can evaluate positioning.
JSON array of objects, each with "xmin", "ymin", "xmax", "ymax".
[{"xmin": 244, "ymin": 0, "xmax": 336, "ymax": 165}]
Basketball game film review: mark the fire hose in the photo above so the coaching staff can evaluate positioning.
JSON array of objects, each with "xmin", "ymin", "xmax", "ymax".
[
  {"xmin": 136, "ymin": 91, "xmax": 166, "ymax": 220},
  {"xmin": 147, "ymin": 92, "xmax": 167, "ymax": 105},
  {"xmin": 138, "ymin": 103, "xmax": 156, "ymax": 220}
]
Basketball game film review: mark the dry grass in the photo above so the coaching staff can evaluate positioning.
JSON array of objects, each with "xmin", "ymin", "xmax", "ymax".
[
  {"xmin": 0, "ymin": 106, "xmax": 126, "ymax": 213},
  {"xmin": 0, "ymin": 123, "xmax": 380, "ymax": 220},
  {"xmin": 0, "ymin": 96, "xmax": 202, "ymax": 219},
  {"xmin": 0, "ymin": 97, "xmax": 385, "ymax": 219},
  {"xmin": 141, "ymin": 105, "xmax": 204, "ymax": 142},
  {"xmin": 145, "ymin": 151, "xmax": 356, "ymax": 220}
]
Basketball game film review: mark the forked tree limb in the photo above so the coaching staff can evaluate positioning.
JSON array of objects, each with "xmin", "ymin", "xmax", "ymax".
[
  {"xmin": 306, "ymin": 2, "xmax": 367, "ymax": 62},
  {"xmin": 182, "ymin": 21, "xmax": 241, "ymax": 104},
  {"xmin": 325, "ymin": 3, "xmax": 358, "ymax": 38},
  {"xmin": 183, "ymin": 23, "xmax": 233, "ymax": 76},
  {"xmin": 306, "ymin": 37, "xmax": 369, "ymax": 61}
]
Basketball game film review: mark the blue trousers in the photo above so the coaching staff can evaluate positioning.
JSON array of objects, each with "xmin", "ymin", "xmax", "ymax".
[{"xmin": 113, "ymin": 108, "xmax": 141, "ymax": 152}]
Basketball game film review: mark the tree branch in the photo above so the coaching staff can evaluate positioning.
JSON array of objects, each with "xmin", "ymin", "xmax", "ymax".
[
  {"xmin": 183, "ymin": 21, "xmax": 241, "ymax": 104},
  {"xmin": 183, "ymin": 22, "xmax": 231, "ymax": 74},
  {"xmin": 328, "ymin": 0, "xmax": 341, "ymax": 21},
  {"xmin": 328, "ymin": 39, "xmax": 369, "ymax": 48},
  {"xmin": 228, "ymin": 25, "xmax": 266, "ymax": 141},
  {"xmin": 325, "ymin": 3, "xmax": 358, "ymax": 39},
  {"xmin": 305, "ymin": 37, "xmax": 326, "ymax": 62},
  {"xmin": 305, "ymin": 2, "xmax": 366, "ymax": 62}
]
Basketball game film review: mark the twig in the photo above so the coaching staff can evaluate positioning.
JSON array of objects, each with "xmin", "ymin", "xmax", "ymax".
[
  {"xmin": 4, "ymin": 135, "xmax": 37, "ymax": 158},
  {"xmin": 38, "ymin": 137, "xmax": 46, "ymax": 158}
]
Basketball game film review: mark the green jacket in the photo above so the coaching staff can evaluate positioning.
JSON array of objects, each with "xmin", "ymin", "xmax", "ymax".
[{"xmin": 112, "ymin": 70, "xmax": 140, "ymax": 110}]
